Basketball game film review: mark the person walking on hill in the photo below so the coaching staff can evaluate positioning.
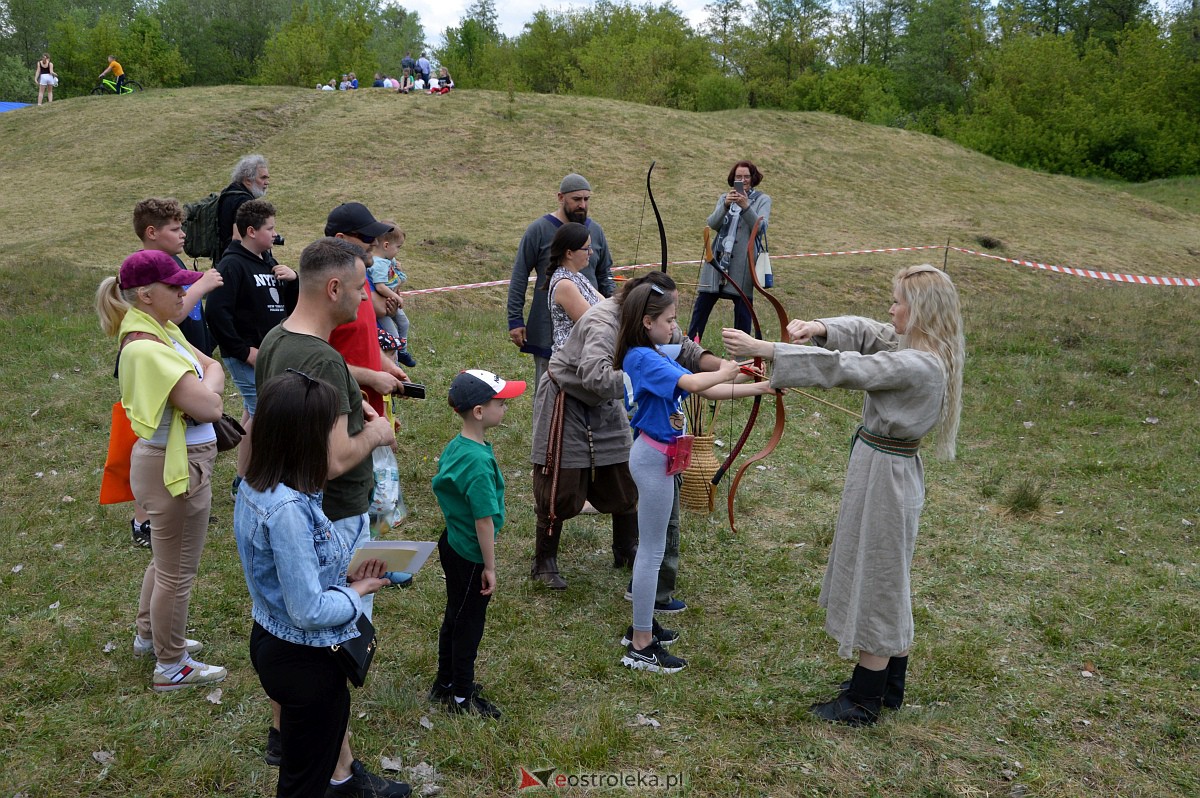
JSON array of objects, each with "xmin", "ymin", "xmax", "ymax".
[
  {"xmin": 722, "ymin": 264, "xmax": 964, "ymax": 726},
  {"xmin": 36, "ymin": 53, "xmax": 56, "ymax": 105}
]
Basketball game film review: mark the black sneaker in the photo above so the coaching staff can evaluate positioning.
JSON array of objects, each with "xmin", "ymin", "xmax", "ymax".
[
  {"xmin": 620, "ymin": 620, "xmax": 679, "ymax": 647},
  {"xmin": 397, "ymin": 352, "xmax": 417, "ymax": 368},
  {"xmin": 325, "ymin": 759, "xmax": 411, "ymax": 798},
  {"xmin": 264, "ymin": 726, "xmax": 282, "ymax": 767},
  {"xmin": 428, "ymin": 680, "xmax": 483, "ymax": 704},
  {"xmin": 621, "ymin": 639, "xmax": 687, "ymax": 673},
  {"xmin": 131, "ymin": 519, "xmax": 151, "ymax": 549},
  {"xmin": 446, "ymin": 693, "xmax": 502, "ymax": 719},
  {"xmin": 231, "ymin": 475, "xmax": 243, "ymax": 501}
]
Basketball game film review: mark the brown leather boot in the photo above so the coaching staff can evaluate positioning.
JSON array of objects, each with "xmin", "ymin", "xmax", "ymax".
[
  {"xmin": 530, "ymin": 523, "xmax": 567, "ymax": 589},
  {"xmin": 611, "ymin": 511, "xmax": 639, "ymax": 568}
]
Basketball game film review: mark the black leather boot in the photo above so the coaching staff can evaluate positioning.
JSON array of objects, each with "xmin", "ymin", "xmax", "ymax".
[
  {"xmin": 882, "ymin": 655, "xmax": 907, "ymax": 710},
  {"xmin": 839, "ymin": 655, "xmax": 907, "ymax": 710},
  {"xmin": 611, "ymin": 511, "xmax": 639, "ymax": 568},
  {"xmin": 844, "ymin": 652, "xmax": 907, "ymax": 710},
  {"xmin": 530, "ymin": 523, "xmax": 567, "ymax": 589},
  {"xmin": 812, "ymin": 664, "xmax": 886, "ymax": 727}
]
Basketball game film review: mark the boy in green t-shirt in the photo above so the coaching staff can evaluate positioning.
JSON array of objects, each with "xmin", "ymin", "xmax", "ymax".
[{"xmin": 430, "ymin": 369, "xmax": 526, "ymax": 718}]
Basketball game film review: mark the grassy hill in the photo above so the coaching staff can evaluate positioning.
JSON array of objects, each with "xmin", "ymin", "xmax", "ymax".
[{"xmin": 1, "ymin": 86, "xmax": 1198, "ymax": 797}]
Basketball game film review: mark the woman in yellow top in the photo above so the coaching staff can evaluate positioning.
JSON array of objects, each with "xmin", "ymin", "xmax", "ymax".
[{"xmin": 96, "ymin": 250, "xmax": 229, "ymax": 692}]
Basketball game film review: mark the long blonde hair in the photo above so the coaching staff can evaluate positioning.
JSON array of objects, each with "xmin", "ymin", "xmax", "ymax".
[
  {"xmin": 96, "ymin": 276, "xmax": 138, "ymax": 337},
  {"xmin": 894, "ymin": 264, "xmax": 964, "ymax": 460}
]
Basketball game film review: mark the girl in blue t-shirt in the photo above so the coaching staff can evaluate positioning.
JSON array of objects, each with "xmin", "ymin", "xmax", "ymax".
[{"xmin": 614, "ymin": 281, "xmax": 774, "ymax": 673}]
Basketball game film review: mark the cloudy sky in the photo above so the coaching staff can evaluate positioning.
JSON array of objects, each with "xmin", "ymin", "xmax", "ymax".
[{"xmin": 404, "ymin": 0, "xmax": 711, "ymax": 46}]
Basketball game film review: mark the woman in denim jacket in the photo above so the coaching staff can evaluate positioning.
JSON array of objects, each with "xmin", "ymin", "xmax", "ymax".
[{"xmin": 234, "ymin": 370, "xmax": 391, "ymax": 797}]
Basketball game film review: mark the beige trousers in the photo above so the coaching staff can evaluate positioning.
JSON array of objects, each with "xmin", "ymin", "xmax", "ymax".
[{"xmin": 130, "ymin": 440, "xmax": 216, "ymax": 664}]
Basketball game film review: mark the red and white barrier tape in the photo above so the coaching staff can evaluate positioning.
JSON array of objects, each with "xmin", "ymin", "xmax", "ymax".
[{"xmin": 397, "ymin": 245, "xmax": 1198, "ymax": 295}]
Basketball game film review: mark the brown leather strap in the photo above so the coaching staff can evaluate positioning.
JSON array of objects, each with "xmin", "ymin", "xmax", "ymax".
[{"xmin": 541, "ymin": 374, "xmax": 566, "ymax": 531}]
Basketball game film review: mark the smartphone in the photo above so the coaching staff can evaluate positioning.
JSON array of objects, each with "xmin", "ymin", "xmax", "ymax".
[
  {"xmin": 734, "ymin": 179, "xmax": 744, "ymax": 193},
  {"xmin": 399, "ymin": 382, "xmax": 426, "ymax": 399}
]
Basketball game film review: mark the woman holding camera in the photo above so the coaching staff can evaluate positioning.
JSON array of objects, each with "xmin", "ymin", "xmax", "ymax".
[{"xmin": 686, "ymin": 160, "xmax": 771, "ymax": 342}]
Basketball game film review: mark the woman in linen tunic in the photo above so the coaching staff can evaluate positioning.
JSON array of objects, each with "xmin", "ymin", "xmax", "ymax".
[{"xmin": 723, "ymin": 264, "xmax": 963, "ymax": 725}]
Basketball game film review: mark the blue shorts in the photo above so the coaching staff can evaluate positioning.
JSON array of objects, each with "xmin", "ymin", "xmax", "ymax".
[{"xmin": 224, "ymin": 357, "xmax": 258, "ymax": 416}]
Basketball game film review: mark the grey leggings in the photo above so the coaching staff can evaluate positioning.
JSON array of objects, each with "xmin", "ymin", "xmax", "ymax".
[{"xmin": 628, "ymin": 435, "xmax": 674, "ymax": 633}]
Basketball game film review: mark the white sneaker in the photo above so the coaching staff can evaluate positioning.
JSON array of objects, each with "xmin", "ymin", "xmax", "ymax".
[
  {"xmin": 133, "ymin": 634, "xmax": 203, "ymax": 658},
  {"xmin": 152, "ymin": 656, "xmax": 227, "ymax": 692}
]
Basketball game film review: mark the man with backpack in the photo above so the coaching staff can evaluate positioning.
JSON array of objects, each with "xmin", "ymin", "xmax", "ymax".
[{"xmin": 217, "ymin": 154, "xmax": 271, "ymax": 260}]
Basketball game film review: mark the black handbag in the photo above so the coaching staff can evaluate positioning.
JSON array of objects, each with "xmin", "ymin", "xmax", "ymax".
[
  {"xmin": 331, "ymin": 613, "xmax": 377, "ymax": 688},
  {"xmin": 213, "ymin": 413, "xmax": 246, "ymax": 452}
]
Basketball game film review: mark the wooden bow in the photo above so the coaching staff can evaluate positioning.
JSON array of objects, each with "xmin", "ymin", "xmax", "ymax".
[
  {"xmin": 646, "ymin": 161, "xmax": 668, "ymax": 273},
  {"xmin": 720, "ymin": 217, "xmax": 790, "ymax": 532},
  {"xmin": 708, "ymin": 217, "xmax": 774, "ymax": 533}
]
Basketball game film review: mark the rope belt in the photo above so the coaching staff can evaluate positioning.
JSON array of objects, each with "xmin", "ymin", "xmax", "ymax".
[{"xmin": 853, "ymin": 425, "xmax": 922, "ymax": 458}]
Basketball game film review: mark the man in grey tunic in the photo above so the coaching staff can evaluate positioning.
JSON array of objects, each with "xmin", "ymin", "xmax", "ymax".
[
  {"xmin": 531, "ymin": 272, "xmax": 724, "ymax": 600},
  {"xmin": 724, "ymin": 264, "xmax": 964, "ymax": 727},
  {"xmin": 507, "ymin": 173, "xmax": 615, "ymax": 394}
]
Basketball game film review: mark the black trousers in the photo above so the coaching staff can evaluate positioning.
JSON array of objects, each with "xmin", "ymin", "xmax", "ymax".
[
  {"xmin": 686, "ymin": 290, "xmax": 754, "ymax": 341},
  {"xmin": 250, "ymin": 623, "xmax": 350, "ymax": 798},
  {"xmin": 436, "ymin": 531, "xmax": 492, "ymax": 698}
]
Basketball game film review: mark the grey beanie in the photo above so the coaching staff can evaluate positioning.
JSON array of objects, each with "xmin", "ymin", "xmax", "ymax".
[{"xmin": 559, "ymin": 173, "xmax": 591, "ymax": 194}]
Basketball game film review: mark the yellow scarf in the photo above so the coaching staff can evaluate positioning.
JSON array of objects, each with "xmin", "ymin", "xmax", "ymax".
[{"xmin": 117, "ymin": 307, "xmax": 200, "ymax": 497}]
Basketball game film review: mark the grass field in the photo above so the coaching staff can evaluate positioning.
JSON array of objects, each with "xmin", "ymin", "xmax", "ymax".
[{"xmin": 1, "ymin": 86, "xmax": 1198, "ymax": 797}]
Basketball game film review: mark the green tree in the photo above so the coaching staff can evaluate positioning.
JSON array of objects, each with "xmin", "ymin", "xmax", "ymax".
[
  {"xmin": 368, "ymin": 4, "xmax": 425, "ymax": 77},
  {"xmin": 122, "ymin": 12, "xmax": 186, "ymax": 87},
  {"xmin": 257, "ymin": 3, "xmax": 329, "ymax": 86},
  {"xmin": 158, "ymin": 0, "xmax": 282, "ymax": 85},
  {"xmin": 892, "ymin": 0, "xmax": 990, "ymax": 118},
  {"xmin": 831, "ymin": 0, "xmax": 910, "ymax": 67},
  {"xmin": 439, "ymin": 0, "xmax": 506, "ymax": 87},
  {"xmin": 742, "ymin": 0, "xmax": 833, "ymax": 105},
  {"xmin": 702, "ymin": 0, "xmax": 747, "ymax": 75}
]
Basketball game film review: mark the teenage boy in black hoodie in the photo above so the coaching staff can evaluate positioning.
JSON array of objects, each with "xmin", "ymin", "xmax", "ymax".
[{"xmin": 206, "ymin": 198, "xmax": 298, "ymax": 495}]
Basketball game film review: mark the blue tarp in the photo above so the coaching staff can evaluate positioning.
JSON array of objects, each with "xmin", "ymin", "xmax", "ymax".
[{"xmin": 0, "ymin": 102, "xmax": 31, "ymax": 113}]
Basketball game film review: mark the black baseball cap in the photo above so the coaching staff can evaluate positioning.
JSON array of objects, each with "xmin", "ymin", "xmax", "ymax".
[{"xmin": 324, "ymin": 202, "xmax": 393, "ymax": 239}]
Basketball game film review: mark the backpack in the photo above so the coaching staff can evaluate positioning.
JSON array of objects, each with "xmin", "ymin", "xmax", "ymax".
[
  {"xmin": 182, "ymin": 192, "xmax": 222, "ymax": 261},
  {"xmin": 183, "ymin": 186, "xmax": 251, "ymax": 261}
]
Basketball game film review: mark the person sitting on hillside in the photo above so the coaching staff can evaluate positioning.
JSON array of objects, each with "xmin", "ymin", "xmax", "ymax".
[
  {"xmin": 429, "ymin": 68, "xmax": 454, "ymax": 95},
  {"xmin": 339, "ymin": 75, "xmax": 351, "ymax": 91},
  {"xmin": 372, "ymin": 73, "xmax": 385, "ymax": 88},
  {"xmin": 412, "ymin": 75, "xmax": 426, "ymax": 92},
  {"xmin": 349, "ymin": 73, "xmax": 359, "ymax": 89},
  {"xmin": 397, "ymin": 68, "xmax": 414, "ymax": 94},
  {"xmin": 322, "ymin": 80, "xmax": 336, "ymax": 91}
]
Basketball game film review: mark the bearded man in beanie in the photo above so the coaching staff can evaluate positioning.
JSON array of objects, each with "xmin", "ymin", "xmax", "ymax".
[{"xmin": 506, "ymin": 173, "xmax": 615, "ymax": 394}]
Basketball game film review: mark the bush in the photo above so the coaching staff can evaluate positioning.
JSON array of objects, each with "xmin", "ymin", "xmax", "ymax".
[
  {"xmin": 694, "ymin": 73, "xmax": 747, "ymax": 112},
  {"xmin": 0, "ymin": 54, "xmax": 37, "ymax": 103}
]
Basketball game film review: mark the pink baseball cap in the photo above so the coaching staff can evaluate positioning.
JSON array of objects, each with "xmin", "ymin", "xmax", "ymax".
[{"xmin": 118, "ymin": 250, "xmax": 203, "ymax": 290}]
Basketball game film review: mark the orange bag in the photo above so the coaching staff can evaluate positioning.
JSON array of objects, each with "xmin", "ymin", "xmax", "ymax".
[{"xmin": 99, "ymin": 401, "xmax": 137, "ymax": 504}]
